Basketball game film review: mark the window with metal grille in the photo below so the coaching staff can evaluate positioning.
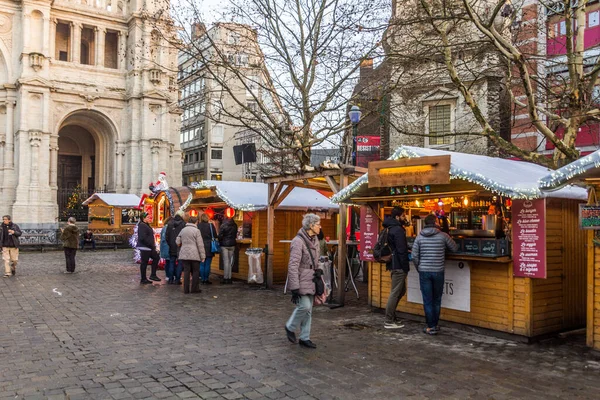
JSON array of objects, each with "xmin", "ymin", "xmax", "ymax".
[{"xmin": 428, "ymin": 105, "xmax": 452, "ymax": 145}]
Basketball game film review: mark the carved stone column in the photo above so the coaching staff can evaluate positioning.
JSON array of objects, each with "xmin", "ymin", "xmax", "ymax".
[
  {"xmin": 5, "ymin": 100, "xmax": 14, "ymax": 169},
  {"xmin": 95, "ymin": 27, "xmax": 106, "ymax": 67},
  {"xmin": 118, "ymin": 31, "xmax": 126, "ymax": 70},
  {"xmin": 151, "ymin": 140, "xmax": 161, "ymax": 182},
  {"xmin": 49, "ymin": 136, "xmax": 58, "ymax": 188},
  {"xmin": 71, "ymin": 22, "xmax": 82, "ymax": 63},
  {"xmin": 50, "ymin": 19, "xmax": 57, "ymax": 60}
]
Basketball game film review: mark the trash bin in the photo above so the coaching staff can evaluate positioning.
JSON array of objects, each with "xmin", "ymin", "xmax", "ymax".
[{"xmin": 245, "ymin": 247, "xmax": 264, "ymax": 284}]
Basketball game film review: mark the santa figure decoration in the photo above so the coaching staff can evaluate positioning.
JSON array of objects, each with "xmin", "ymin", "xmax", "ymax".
[{"xmin": 138, "ymin": 172, "xmax": 171, "ymax": 210}]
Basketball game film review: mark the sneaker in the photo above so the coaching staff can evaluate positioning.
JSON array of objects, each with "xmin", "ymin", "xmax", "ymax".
[
  {"xmin": 148, "ymin": 276, "xmax": 161, "ymax": 282},
  {"xmin": 298, "ymin": 339, "xmax": 317, "ymax": 349},
  {"xmin": 63, "ymin": 271, "xmax": 72, "ymax": 274},
  {"xmin": 423, "ymin": 327, "xmax": 437, "ymax": 335},
  {"xmin": 3, "ymin": 273, "xmax": 10, "ymax": 278},
  {"xmin": 384, "ymin": 322, "xmax": 404, "ymax": 329}
]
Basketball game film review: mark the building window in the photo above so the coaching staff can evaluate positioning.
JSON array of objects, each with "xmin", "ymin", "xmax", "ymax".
[
  {"xmin": 211, "ymin": 173, "xmax": 222, "ymax": 181},
  {"xmin": 104, "ymin": 31, "xmax": 119, "ymax": 69},
  {"xmin": 212, "ymin": 124, "xmax": 224, "ymax": 143},
  {"xmin": 195, "ymin": 152, "xmax": 199, "ymax": 162},
  {"xmin": 80, "ymin": 27, "xmax": 96, "ymax": 65},
  {"xmin": 428, "ymin": 104, "xmax": 452, "ymax": 146},
  {"xmin": 184, "ymin": 154, "xmax": 189, "ymax": 163},
  {"xmin": 200, "ymin": 151, "xmax": 205, "ymax": 161},
  {"xmin": 211, "ymin": 149, "xmax": 222, "ymax": 159},
  {"xmin": 55, "ymin": 22, "xmax": 71, "ymax": 61},
  {"xmin": 228, "ymin": 32, "xmax": 240, "ymax": 45}
]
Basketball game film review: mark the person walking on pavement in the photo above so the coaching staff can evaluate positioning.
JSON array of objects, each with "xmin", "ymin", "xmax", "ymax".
[
  {"xmin": 137, "ymin": 212, "xmax": 161, "ymax": 284},
  {"xmin": 412, "ymin": 214, "xmax": 459, "ymax": 335},
  {"xmin": 197, "ymin": 213, "xmax": 217, "ymax": 284},
  {"xmin": 60, "ymin": 217, "xmax": 79, "ymax": 274},
  {"xmin": 383, "ymin": 206, "xmax": 410, "ymax": 329},
  {"xmin": 1, "ymin": 215, "xmax": 21, "ymax": 277},
  {"xmin": 166, "ymin": 211, "xmax": 186, "ymax": 284},
  {"xmin": 284, "ymin": 213, "xmax": 322, "ymax": 349},
  {"xmin": 176, "ymin": 215, "xmax": 206, "ymax": 294},
  {"xmin": 218, "ymin": 216, "xmax": 237, "ymax": 284}
]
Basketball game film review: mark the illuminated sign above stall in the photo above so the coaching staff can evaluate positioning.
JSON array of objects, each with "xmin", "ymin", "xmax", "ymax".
[{"xmin": 368, "ymin": 155, "xmax": 451, "ymax": 188}]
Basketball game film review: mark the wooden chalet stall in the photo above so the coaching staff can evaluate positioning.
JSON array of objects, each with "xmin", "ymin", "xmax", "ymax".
[
  {"xmin": 263, "ymin": 164, "xmax": 366, "ymax": 299},
  {"xmin": 82, "ymin": 193, "xmax": 142, "ymax": 241},
  {"xmin": 539, "ymin": 150, "xmax": 600, "ymax": 350},
  {"xmin": 332, "ymin": 146, "xmax": 588, "ymax": 339},
  {"xmin": 145, "ymin": 181, "xmax": 337, "ymax": 283}
]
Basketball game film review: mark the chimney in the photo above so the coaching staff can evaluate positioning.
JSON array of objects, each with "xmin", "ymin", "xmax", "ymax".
[
  {"xmin": 360, "ymin": 58, "xmax": 373, "ymax": 81},
  {"xmin": 191, "ymin": 22, "xmax": 206, "ymax": 40}
]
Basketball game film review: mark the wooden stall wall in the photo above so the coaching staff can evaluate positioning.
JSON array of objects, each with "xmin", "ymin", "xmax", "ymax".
[
  {"xmin": 253, "ymin": 210, "xmax": 337, "ymax": 284},
  {"xmin": 590, "ymin": 233, "xmax": 600, "ymax": 350},
  {"xmin": 531, "ymin": 199, "xmax": 587, "ymax": 336},
  {"xmin": 88, "ymin": 204, "xmax": 113, "ymax": 229}
]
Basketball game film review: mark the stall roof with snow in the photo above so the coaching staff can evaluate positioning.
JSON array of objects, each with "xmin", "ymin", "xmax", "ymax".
[
  {"xmin": 187, "ymin": 181, "xmax": 337, "ymax": 211},
  {"xmin": 82, "ymin": 193, "xmax": 141, "ymax": 207},
  {"xmin": 331, "ymin": 146, "xmax": 588, "ymax": 204},
  {"xmin": 539, "ymin": 148, "xmax": 600, "ymax": 191}
]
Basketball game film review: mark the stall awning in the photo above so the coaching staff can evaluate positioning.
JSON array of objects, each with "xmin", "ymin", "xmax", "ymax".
[
  {"xmin": 539, "ymin": 148, "xmax": 600, "ymax": 191},
  {"xmin": 189, "ymin": 180, "xmax": 338, "ymax": 211},
  {"xmin": 82, "ymin": 193, "xmax": 141, "ymax": 207},
  {"xmin": 331, "ymin": 146, "xmax": 588, "ymax": 203}
]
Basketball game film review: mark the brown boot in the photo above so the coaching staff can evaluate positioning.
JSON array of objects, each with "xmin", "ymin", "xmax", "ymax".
[{"xmin": 10, "ymin": 262, "xmax": 16, "ymax": 276}]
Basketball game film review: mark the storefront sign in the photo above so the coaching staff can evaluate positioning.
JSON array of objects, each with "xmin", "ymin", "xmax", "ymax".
[
  {"xmin": 407, "ymin": 260, "xmax": 471, "ymax": 312},
  {"xmin": 368, "ymin": 155, "xmax": 451, "ymax": 188},
  {"xmin": 356, "ymin": 136, "xmax": 380, "ymax": 168},
  {"xmin": 359, "ymin": 206, "xmax": 378, "ymax": 261},
  {"xmin": 579, "ymin": 204, "xmax": 600, "ymax": 229},
  {"xmin": 512, "ymin": 199, "xmax": 547, "ymax": 279}
]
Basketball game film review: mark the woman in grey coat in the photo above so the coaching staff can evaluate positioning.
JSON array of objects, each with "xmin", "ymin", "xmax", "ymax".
[
  {"xmin": 284, "ymin": 213, "xmax": 322, "ymax": 349},
  {"xmin": 176, "ymin": 215, "xmax": 206, "ymax": 294}
]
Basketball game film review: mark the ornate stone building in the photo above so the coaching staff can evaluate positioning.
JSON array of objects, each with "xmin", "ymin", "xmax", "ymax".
[{"xmin": 0, "ymin": 0, "xmax": 181, "ymax": 228}]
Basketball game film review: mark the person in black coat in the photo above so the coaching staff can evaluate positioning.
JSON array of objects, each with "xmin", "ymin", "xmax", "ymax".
[
  {"xmin": 137, "ymin": 212, "xmax": 160, "ymax": 284},
  {"xmin": 218, "ymin": 217, "xmax": 238, "ymax": 284},
  {"xmin": 382, "ymin": 206, "xmax": 409, "ymax": 329},
  {"xmin": 197, "ymin": 213, "xmax": 218, "ymax": 284},
  {"xmin": 165, "ymin": 211, "xmax": 187, "ymax": 284}
]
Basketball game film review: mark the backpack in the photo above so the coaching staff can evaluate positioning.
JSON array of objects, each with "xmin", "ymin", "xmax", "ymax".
[{"xmin": 373, "ymin": 227, "xmax": 393, "ymax": 263}]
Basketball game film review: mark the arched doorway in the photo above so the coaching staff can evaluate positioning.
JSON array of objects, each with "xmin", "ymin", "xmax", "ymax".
[{"xmin": 57, "ymin": 110, "xmax": 117, "ymax": 220}]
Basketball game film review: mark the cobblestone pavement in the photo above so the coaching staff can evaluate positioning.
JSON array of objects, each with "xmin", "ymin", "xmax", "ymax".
[{"xmin": 1, "ymin": 250, "xmax": 600, "ymax": 400}]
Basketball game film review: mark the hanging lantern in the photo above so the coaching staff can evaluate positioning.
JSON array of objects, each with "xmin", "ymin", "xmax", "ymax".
[
  {"xmin": 189, "ymin": 209, "xmax": 198, "ymax": 217},
  {"xmin": 505, "ymin": 198, "xmax": 512, "ymax": 208},
  {"xmin": 463, "ymin": 197, "xmax": 469, "ymax": 207},
  {"xmin": 437, "ymin": 198, "xmax": 444, "ymax": 207},
  {"xmin": 225, "ymin": 207, "xmax": 236, "ymax": 218},
  {"xmin": 204, "ymin": 208, "xmax": 215, "ymax": 219}
]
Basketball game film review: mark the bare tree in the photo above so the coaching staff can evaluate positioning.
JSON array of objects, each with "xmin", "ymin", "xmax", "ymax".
[
  {"xmin": 151, "ymin": 0, "xmax": 390, "ymax": 172},
  {"xmin": 385, "ymin": 0, "xmax": 600, "ymax": 169}
]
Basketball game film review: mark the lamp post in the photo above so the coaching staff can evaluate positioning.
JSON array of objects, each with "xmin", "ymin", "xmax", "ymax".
[
  {"xmin": 348, "ymin": 105, "xmax": 361, "ymax": 242},
  {"xmin": 348, "ymin": 105, "xmax": 362, "ymax": 166}
]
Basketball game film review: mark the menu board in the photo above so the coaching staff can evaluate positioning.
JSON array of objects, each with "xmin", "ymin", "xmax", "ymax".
[
  {"xmin": 512, "ymin": 199, "xmax": 546, "ymax": 279},
  {"xmin": 579, "ymin": 205, "xmax": 600, "ymax": 229},
  {"xmin": 463, "ymin": 239, "xmax": 480, "ymax": 254},
  {"xmin": 359, "ymin": 206, "xmax": 378, "ymax": 261}
]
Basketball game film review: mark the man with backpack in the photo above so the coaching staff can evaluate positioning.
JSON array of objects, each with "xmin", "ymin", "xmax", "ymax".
[{"xmin": 382, "ymin": 206, "xmax": 410, "ymax": 329}]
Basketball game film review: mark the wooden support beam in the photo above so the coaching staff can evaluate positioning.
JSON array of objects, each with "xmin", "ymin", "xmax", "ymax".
[
  {"xmin": 325, "ymin": 175, "xmax": 339, "ymax": 193},
  {"xmin": 267, "ymin": 183, "xmax": 275, "ymax": 288},
  {"xmin": 269, "ymin": 183, "xmax": 283, "ymax": 206},
  {"xmin": 336, "ymin": 173, "xmax": 349, "ymax": 305},
  {"xmin": 274, "ymin": 185, "xmax": 294, "ymax": 208}
]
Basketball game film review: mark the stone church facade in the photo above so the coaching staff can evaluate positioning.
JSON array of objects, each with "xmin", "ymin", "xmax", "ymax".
[{"xmin": 0, "ymin": 0, "xmax": 182, "ymax": 228}]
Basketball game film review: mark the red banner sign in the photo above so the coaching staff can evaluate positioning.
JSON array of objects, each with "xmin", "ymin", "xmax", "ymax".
[
  {"xmin": 356, "ymin": 136, "xmax": 380, "ymax": 168},
  {"xmin": 359, "ymin": 206, "xmax": 378, "ymax": 261},
  {"xmin": 512, "ymin": 199, "xmax": 546, "ymax": 279}
]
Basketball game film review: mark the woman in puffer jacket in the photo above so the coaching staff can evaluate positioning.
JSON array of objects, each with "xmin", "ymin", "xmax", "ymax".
[{"xmin": 284, "ymin": 213, "xmax": 322, "ymax": 349}]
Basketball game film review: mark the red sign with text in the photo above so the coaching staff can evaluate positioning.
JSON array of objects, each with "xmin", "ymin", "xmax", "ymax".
[
  {"xmin": 356, "ymin": 136, "xmax": 380, "ymax": 168},
  {"xmin": 359, "ymin": 206, "xmax": 378, "ymax": 261},
  {"xmin": 512, "ymin": 199, "xmax": 547, "ymax": 279}
]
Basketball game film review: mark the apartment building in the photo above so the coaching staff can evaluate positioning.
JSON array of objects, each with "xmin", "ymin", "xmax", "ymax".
[{"xmin": 179, "ymin": 22, "xmax": 278, "ymax": 184}]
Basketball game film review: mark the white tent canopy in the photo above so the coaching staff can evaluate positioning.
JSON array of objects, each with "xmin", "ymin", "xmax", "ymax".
[
  {"xmin": 190, "ymin": 180, "xmax": 337, "ymax": 211},
  {"xmin": 331, "ymin": 146, "xmax": 588, "ymax": 203},
  {"xmin": 82, "ymin": 193, "xmax": 141, "ymax": 207}
]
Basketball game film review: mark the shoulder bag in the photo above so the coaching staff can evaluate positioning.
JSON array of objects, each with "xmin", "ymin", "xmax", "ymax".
[
  {"xmin": 209, "ymin": 223, "xmax": 220, "ymax": 253},
  {"xmin": 298, "ymin": 234, "xmax": 329, "ymax": 306}
]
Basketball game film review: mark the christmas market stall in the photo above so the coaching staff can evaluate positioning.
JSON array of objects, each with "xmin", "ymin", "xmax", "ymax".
[
  {"xmin": 144, "ymin": 180, "xmax": 338, "ymax": 283},
  {"xmin": 332, "ymin": 145, "xmax": 588, "ymax": 339},
  {"xmin": 82, "ymin": 193, "xmax": 142, "ymax": 246},
  {"xmin": 539, "ymin": 149, "xmax": 600, "ymax": 349}
]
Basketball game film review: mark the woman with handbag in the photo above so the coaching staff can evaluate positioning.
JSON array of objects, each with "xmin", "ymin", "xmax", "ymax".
[
  {"xmin": 197, "ymin": 213, "xmax": 218, "ymax": 285},
  {"xmin": 284, "ymin": 213, "xmax": 322, "ymax": 349}
]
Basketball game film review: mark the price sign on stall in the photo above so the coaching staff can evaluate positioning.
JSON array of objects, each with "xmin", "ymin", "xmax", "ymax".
[
  {"xmin": 512, "ymin": 199, "xmax": 547, "ymax": 279},
  {"xmin": 359, "ymin": 206, "xmax": 378, "ymax": 261}
]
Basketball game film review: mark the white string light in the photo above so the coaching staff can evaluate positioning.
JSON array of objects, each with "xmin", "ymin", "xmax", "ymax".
[
  {"xmin": 538, "ymin": 149, "xmax": 600, "ymax": 190},
  {"xmin": 189, "ymin": 181, "xmax": 263, "ymax": 211}
]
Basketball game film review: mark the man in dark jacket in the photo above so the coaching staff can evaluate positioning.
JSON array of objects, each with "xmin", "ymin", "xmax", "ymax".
[
  {"xmin": 383, "ymin": 207, "xmax": 409, "ymax": 329},
  {"xmin": 218, "ymin": 217, "xmax": 238, "ymax": 284},
  {"xmin": 165, "ymin": 211, "xmax": 186, "ymax": 284},
  {"xmin": 137, "ymin": 212, "xmax": 161, "ymax": 284},
  {"xmin": 1, "ymin": 215, "xmax": 21, "ymax": 277},
  {"xmin": 412, "ymin": 214, "xmax": 458, "ymax": 335},
  {"xmin": 60, "ymin": 217, "xmax": 80, "ymax": 274}
]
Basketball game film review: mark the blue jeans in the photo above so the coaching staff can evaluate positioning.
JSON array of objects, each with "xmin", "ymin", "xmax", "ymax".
[
  {"xmin": 419, "ymin": 271, "xmax": 445, "ymax": 329},
  {"xmin": 199, "ymin": 257, "xmax": 213, "ymax": 281},
  {"xmin": 167, "ymin": 257, "xmax": 181, "ymax": 282},
  {"xmin": 286, "ymin": 295, "xmax": 314, "ymax": 341}
]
